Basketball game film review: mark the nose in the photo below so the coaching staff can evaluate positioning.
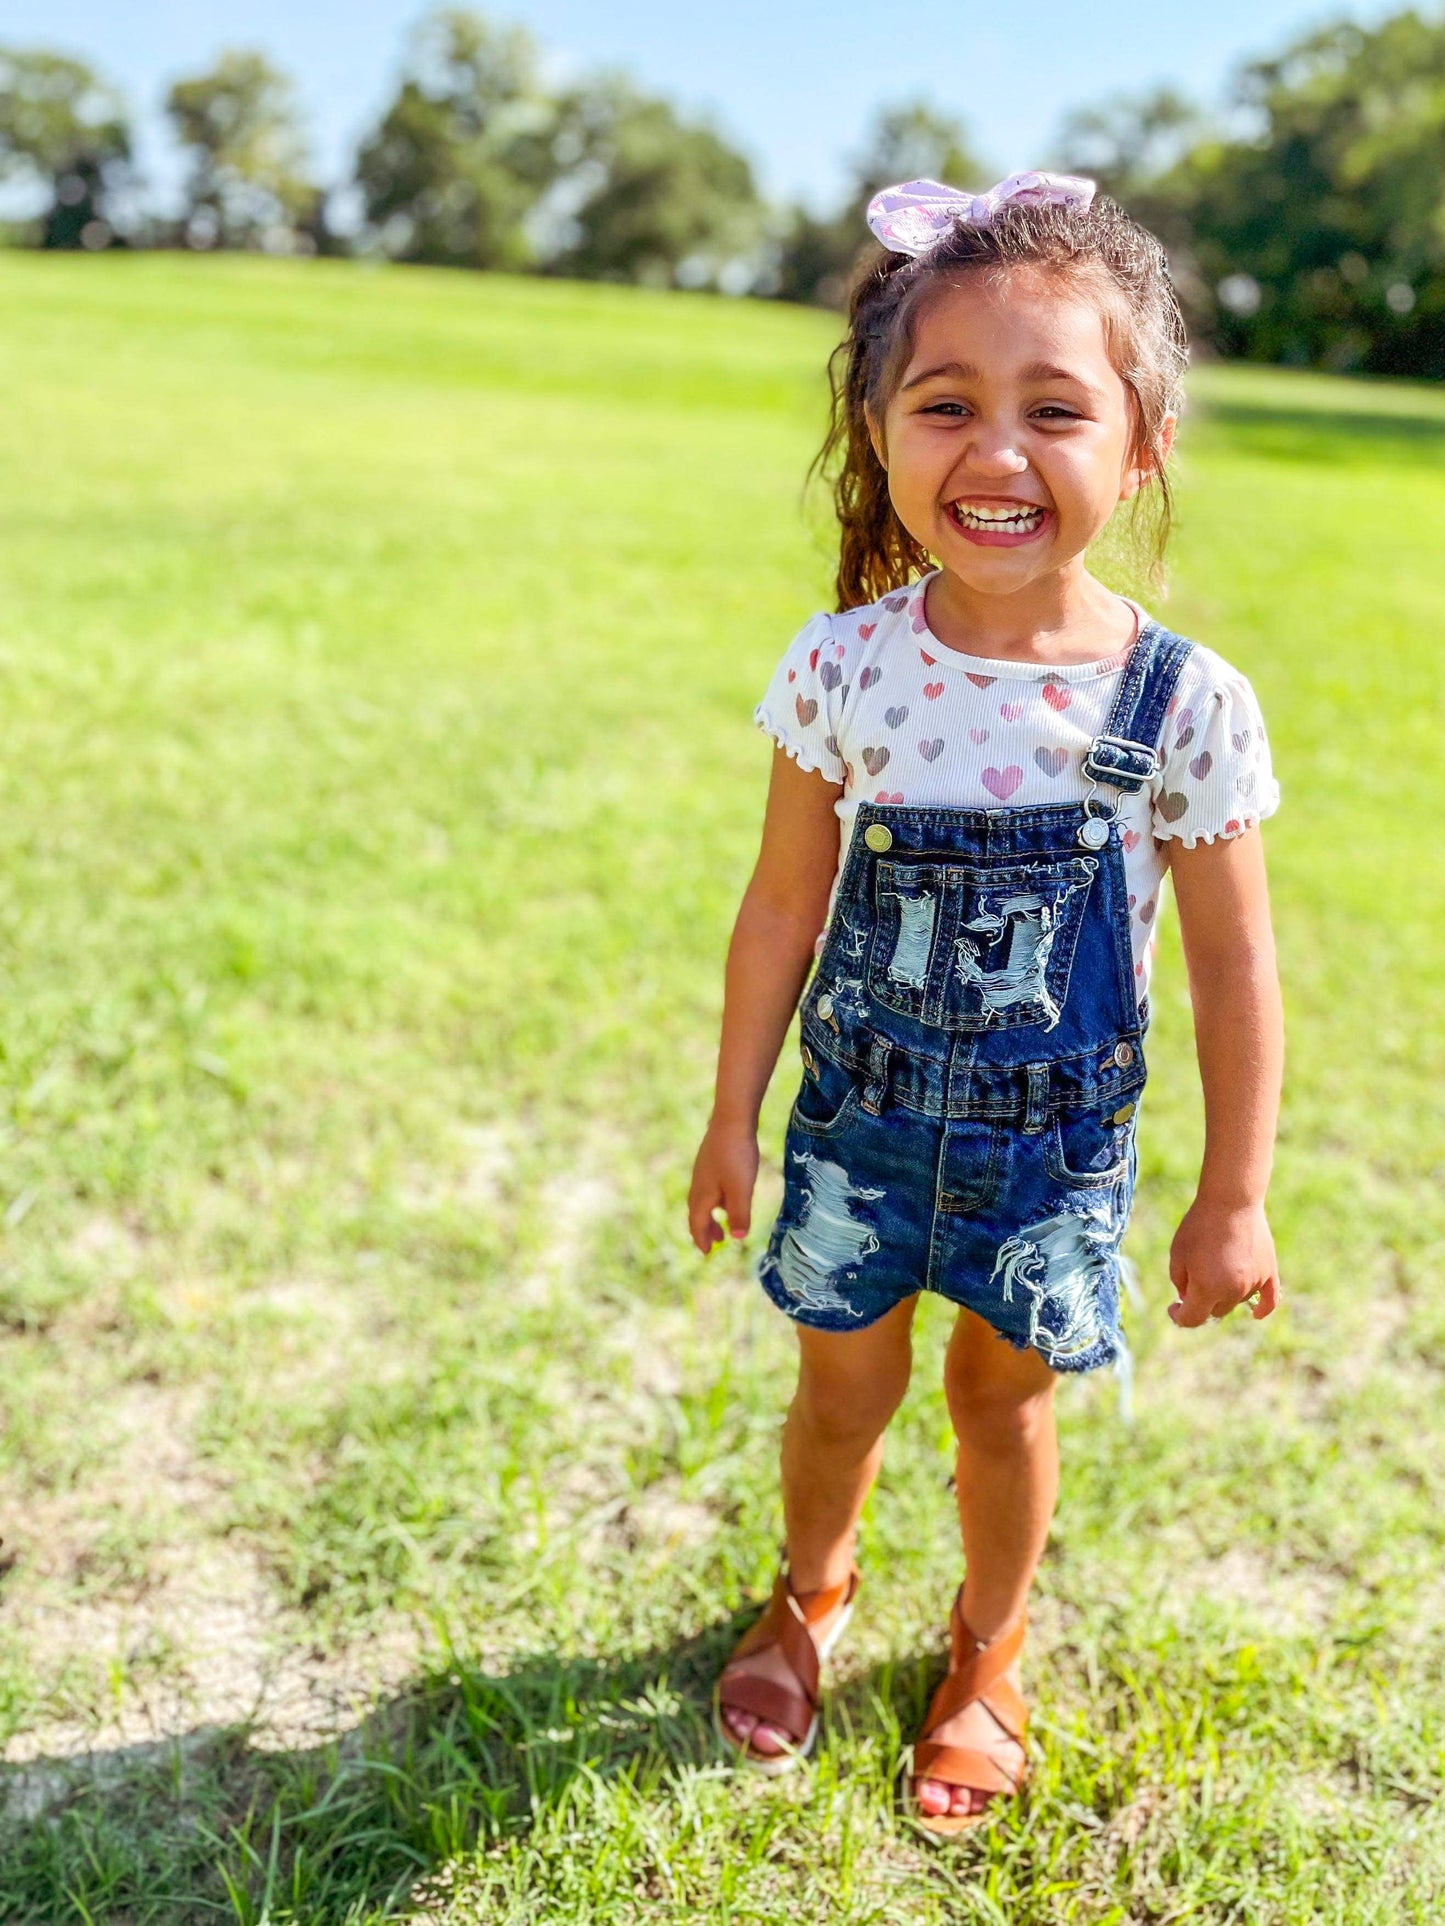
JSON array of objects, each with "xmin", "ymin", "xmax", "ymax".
[{"xmin": 956, "ymin": 419, "xmax": 1029, "ymax": 479}]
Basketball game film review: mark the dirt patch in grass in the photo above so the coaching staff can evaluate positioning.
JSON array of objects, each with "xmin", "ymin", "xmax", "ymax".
[{"xmin": 1, "ymin": 1377, "xmax": 422, "ymax": 1801}]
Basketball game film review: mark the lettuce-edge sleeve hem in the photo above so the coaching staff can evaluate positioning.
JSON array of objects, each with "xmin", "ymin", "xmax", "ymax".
[
  {"xmin": 753, "ymin": 703, "xmax": 844, "ymax": 780},
  {"xmin": 1153, "ymin": 782, "xmax": 1281, "ymax": 849}
]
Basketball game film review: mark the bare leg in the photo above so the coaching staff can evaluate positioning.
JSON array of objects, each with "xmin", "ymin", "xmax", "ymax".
[
  {"xmin": 721, "ymin": 1295, "xmax": 916, "ymax": 1756},
  {"xmin": 914, "ymin": 1308, "xmax": 1059, "ymax": 1818}
]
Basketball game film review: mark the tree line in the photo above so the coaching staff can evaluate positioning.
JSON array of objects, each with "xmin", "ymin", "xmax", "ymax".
[{"xmin": 1, "ymin": 5, "xmax": 1441, "ymax": 377}]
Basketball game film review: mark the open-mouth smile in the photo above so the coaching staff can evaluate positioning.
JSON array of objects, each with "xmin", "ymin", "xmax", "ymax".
[{"xmin": 946, "ymin": 498, "xmax": 1051, "ymax": 547}]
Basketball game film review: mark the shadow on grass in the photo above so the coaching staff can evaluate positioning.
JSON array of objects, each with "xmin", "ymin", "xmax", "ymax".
[
  {"xmin": 0, "ymin": 1609, "xmax": 939, "ymax": 1926},
  {"xmin": 1193, "ymin": 397, "xmax": 1445, "ymax": 468}
]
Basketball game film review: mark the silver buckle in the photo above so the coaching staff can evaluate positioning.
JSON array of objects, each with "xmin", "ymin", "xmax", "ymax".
[
  {"xmin": 1077, "ymin": 736, "xmax": 1158, "ymax": 849},
  {"xmin": 1081, "ymin": 735, "xmax": 1160, "ymax": 789}
]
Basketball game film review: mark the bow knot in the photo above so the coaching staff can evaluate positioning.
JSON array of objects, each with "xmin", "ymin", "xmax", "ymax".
[{"xmin": 866, "ymin": 172, "xmax": 1096, "ymax": 257}]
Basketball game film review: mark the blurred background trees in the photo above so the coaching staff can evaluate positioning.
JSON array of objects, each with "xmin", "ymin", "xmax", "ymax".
[
  {"xmin": 1, "ymin": 3, "xmax": 1441, "ymax": 374},
  {"xmin": 354, "ymin": 8, "xmax": 555, "ymax": 269},
  {"xmin": 769, "ymin": 101, "xmax": 988, "ymax": 305},
  {"xmin": 165, "ymin": 51, "xmax": 320, "ymax": 252},
  {"xmin": 1052, "ymin": 11, "xmax": 1445, "ymax": 376},
  {"xmin": 540, "ymin": 77, "xmax": 762, "ymax": 288},
  {"xmin": 0, "ymin": 47, "xmax": 133, "ymax": 249},
  {"xmin": 352, "ymin": 10, "xmax": 762, "ymax": 286}
]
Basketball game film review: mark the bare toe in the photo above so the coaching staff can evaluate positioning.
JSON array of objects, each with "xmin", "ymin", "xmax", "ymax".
[
  {"xmin": 915, "ymin": 1776, "xmax": 950, "ymax": 1817},
  {"xmin": 721, "ymin": 1705, "xmax": 757, "ymax": 1745},
  {"xmin": 747, "ymin": 1720, "xmax": 789, "ymax": 1757}
]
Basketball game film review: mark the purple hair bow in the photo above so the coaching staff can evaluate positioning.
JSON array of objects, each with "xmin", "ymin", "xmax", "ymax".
[{"xmin": 866, "ymin": 171, "xmax": 1096, "ymax": 256}]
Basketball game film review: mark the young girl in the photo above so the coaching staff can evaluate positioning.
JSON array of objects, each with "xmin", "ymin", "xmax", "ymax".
[{"xmin": 687, "ymin": 172, "xmax": 1284, "ymax": 1835}]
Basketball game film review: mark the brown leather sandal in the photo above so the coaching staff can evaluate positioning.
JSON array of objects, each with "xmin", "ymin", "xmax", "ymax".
[
  {"xmin": 902, "ymin": 1587, "xmax": 1030, "ymax": 1836},
  {"xmin": 713, "ymin": 1562, "xmax": 861, "ymax": 1775}
]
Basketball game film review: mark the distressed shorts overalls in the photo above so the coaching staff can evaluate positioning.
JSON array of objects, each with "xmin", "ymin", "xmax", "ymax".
[{"xmin": 757, "ymin": 624, "xmax": 1195, "ymax": 1375}]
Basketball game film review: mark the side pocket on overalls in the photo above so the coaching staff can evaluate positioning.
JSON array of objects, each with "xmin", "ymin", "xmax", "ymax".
[
  {"xmin": 789, "ymin": 1045, "xmax": 861, "ymax": 1139},
  {"xmin": 1045, "ymin": 1097, "xmax": 1138, "ymax": 1187}
]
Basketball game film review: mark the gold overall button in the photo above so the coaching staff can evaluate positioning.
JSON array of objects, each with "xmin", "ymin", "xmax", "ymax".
[
  {"xmin": 864, "ymin": 823, "xmax": 893, "ymax": 853},
  {"xmin": 1112, "ymin": 1101, "xmax": 1136, "ymax": 1125},
  {"xmin": 816, "ymin": 994, "xmax": 835, "ymax": 1021},
  {"xmin": 801, "ymin": 1044, "xmax": 816, "ymax": 1071}
]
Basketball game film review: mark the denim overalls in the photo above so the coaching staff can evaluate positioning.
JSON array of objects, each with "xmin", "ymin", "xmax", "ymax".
[{"xmin": 757, "ymin": 622, "xmax": 1196, "ymax": 1375}]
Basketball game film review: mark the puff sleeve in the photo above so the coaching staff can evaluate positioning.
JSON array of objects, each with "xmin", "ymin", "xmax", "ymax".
[
  {"xmin": 754, "ymin": 612, "xmax": 847, "ymax": 783},
  {"xmin": 1152, "ymin": 650, "xmax": 1280, "ymax": 846}
]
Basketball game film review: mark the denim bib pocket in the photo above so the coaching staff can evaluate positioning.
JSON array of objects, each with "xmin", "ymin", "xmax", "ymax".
[{"xmin": 867, "ymin": 855, "xmax": 1098, "ymax": 1034}]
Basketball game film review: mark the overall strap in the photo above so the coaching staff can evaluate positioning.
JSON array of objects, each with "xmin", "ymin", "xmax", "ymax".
[{"xmin": 1083, "ymin": 622, "xmax": 1196, "ymax": 795}]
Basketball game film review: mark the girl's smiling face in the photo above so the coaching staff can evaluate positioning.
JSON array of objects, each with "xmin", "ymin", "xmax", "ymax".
[{"xmin": 870, "ymin": 266, "xmax": 1173, "ymax": 596}]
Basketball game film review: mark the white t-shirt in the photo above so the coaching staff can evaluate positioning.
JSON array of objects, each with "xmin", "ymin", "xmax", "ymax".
[{"xmin": 755, "ymin": 570, "xmax": 1280, "ymax": 1005}]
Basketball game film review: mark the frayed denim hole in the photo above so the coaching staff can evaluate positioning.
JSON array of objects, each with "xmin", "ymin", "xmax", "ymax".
[
  {"xmin": 774, "ymin": 1150, "xmax": 884, "ymax": 1322},
  {"xmin": 954, "ymin": 874, "xmax": 1089, "ymax": 1031},
  {"xmin": 883, "ymin": 889, "xmax": 936, "ymax": 989},
  {"xmin": 990, "ymin": 1197, "xmax": 1123, "ymax": 1367}
]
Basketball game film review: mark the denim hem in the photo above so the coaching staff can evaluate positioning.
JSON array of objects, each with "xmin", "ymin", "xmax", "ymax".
[
  {"xmin": 758, "ymin": 1247, "xmax": 1125, "ymax": 1369},
  {"xmin": 933, "ymin": 1286, "xmax": 1122, "ymax": 1375},
  {"xmin": 756, "ymin": 1250, "xmax": 902, "ymax": 1333}
]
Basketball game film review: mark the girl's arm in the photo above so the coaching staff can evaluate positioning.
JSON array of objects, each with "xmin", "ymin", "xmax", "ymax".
[
  {"xmin": 688, "ymin": 748, "xmax": 843, "ymax": 1254},
  {"xmin": 1165, "ymin": 825, "xmax": 1284, "ymax": 1326}
]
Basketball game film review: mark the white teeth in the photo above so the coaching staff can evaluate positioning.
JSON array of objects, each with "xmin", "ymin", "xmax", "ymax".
[{"xmin": 952, "ymin": 501, "xmax": 1044, "ymax": 530}]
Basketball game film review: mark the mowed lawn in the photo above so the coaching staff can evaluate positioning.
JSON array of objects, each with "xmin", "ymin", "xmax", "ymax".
[{"xmin": 0, "ymin": 253, "xmax": 1441, "ymax": 1925}]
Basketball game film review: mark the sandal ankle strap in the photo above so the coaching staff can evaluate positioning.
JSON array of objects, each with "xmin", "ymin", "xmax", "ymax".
[
  {"xmin": 949, "ymin": 1585, "xmax": 1027, "ymax": 1677},
  {"xmin": 784, "ymin": 1560, "xmax": 862, "ymax": 1629}
]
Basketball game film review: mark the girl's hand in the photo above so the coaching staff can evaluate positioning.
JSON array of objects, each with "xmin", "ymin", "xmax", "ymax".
[
  {"xmin": 1167, "ymin": 1198, "xmax": 1281, "ymax": 1327},
  {"xmin": 688, "ymin": 1121, "xmax": 760, "ymax": 1255}
]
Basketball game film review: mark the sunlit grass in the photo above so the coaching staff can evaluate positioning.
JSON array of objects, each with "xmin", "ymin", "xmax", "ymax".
[{"xmin": 0, "ymin": 253, "xmax": 1440, "ymax": 1922}]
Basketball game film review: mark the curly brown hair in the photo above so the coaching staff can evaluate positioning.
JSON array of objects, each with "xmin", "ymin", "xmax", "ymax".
[{"xmin": 812, "ymin": 194, "xmax": 1190, "ymax": 612}]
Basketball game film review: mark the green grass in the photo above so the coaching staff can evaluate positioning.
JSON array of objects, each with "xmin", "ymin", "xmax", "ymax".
[{"xmin": 0, "ymin": 252, "xmax": 1441, "ymax": 1923}]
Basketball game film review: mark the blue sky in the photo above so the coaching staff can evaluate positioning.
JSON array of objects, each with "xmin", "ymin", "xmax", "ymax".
[{"xmin": 0, "ymin": 0, "xmax": 1404, "ymax": 213}]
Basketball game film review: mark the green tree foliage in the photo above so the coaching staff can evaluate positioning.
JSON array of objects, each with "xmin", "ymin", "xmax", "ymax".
[
  {"xmin": 544, "ymin": 76, "xmax": 762, "ymax": 288},
  {"xmin": 1056, "ymin": 12, "xmax": 1445, "ymax": 377},
  {"xmin": 4, "ymin": 6, "xmax": 1441, "ymax": 381},
  {"xmin": 850, "ymin": 101, "xmax": 991, "ymax": 202},
  {"xmin": 1053, "ymin": 86, "xmax": 1207, "ymax": 207},
  {"xmin": 1049, "ymin": 87, "xmax": 1222, "ymax": 331},
  {"xmin": 0, "ymin": 47, "xmax": 131, "ymax": 249},
  {"xmin": 165, "ymin": 50, "xmax": 316, "ymax": 251},
  {"xmin": 772, "ymin": 101, "xmax": 989, "ymax": 305},
  {"xmin": 354, "ymin": 8, "xmax": 556, "ymax": 269},
  {"xmin": 1186, "ymin": 11, "xmax": 1445, "ymax": 375}
]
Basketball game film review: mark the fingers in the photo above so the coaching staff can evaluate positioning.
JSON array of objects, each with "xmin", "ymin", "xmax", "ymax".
[
  {"xmin": 1170, "ymin": 1273, "xmax": 1282, "ymax": 1327},
  {"xmin": 1168, "ymin": 1243, "xmax": 1189, "ymax": 1294},
  {"xmin": 687, "ymin": 1182, "xmax": 725, "ymax": 1254},
  {"xmin": 1251, "ymin": 1272, "xmax": 1282, "ymax": 1319},
  {"xmin": 722, "ymin": 1178, "xmax": 750, "ymax": 1243},
  {"xmin": 1166, "ymin": 1252, "xmax": 1212, "ymax": 1327},
  {"xmin": 1167, "ymin": 1283, "xmax": 1213, "ymax": 1329},
  {"xmin": 1170, "ymin": 1203, "xmax": 1280, "ymax": 1332},
  {"xmin": 687, "ymin": 1179, "xmax": 751, "ymax": 1254}
]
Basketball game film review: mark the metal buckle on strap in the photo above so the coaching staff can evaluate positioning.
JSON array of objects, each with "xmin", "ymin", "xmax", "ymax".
[{"xmin": 1081, "ymin": 735, "xmax": 1160, "ymax": 793}]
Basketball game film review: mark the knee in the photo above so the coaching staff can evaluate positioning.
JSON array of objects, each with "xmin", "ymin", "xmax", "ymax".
[
  {"xmin": 793, "ymin": 1356, "xmax": 910, "ymax": 1449},
  {"xmin": 944, "ymin": 1368, "xmax": 1055, "ymax": 1455}
]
